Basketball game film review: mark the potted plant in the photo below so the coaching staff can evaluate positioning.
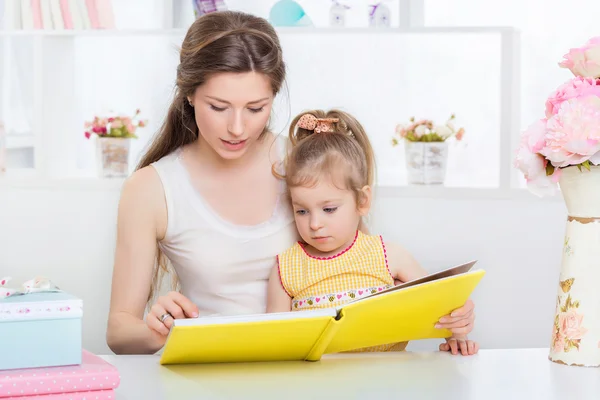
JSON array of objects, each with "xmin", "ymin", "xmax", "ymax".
[
  {"xmin": 84, "ymin": 109, "xmax": 147, "ymax": 178},
  {"xmin": 514, "ymin": 36, "xmax": 600, "ymax": 367},
  {"xmin": 392, "ymin": 114, "xmax": 465, "ymax": 185}
]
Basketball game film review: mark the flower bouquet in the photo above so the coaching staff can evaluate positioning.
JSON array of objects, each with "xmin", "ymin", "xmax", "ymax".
[
  {"xmin": 514, "ymin": 36, "xmax": 600, "ymax": 367},
  {"xmin": 392, "ymin": 114, "xmax": 465, "ymax": 185},
  {"xmin": 84, "ymin": 110, "xmax": 147, "ymax": 178}
]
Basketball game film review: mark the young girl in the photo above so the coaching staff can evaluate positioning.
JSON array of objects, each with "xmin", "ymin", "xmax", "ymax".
[{"xmin": 267, "ymin": 109, "xmax": 478, "ymax": 356}]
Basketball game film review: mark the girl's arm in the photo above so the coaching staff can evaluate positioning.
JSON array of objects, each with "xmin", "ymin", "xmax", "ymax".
[
  {"xmin": 266, "ymin": 264, "xmax": 292, "ymax": 313},
  {"xmin": 384, "ymin": 240, "xmax": 428, "ymax": 283}
]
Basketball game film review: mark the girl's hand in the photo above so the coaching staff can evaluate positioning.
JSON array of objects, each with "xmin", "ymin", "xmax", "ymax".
[
  {"xmin": 440, "ymin": 336, "xmax": 479, "ymax": 356},
  {"xmin": 145, "ymin": 291, "xmax": 199, "ymax": 341},
  {"xmin": 435, "ymin": 298, "xmax": 475, "ymax": 335}
]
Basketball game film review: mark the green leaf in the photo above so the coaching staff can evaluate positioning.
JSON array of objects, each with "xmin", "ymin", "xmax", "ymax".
[
  {"xmin": 546, "ymin": 163, "xmax": 555, "ymax": 176},
  {"xmin": 582, "ymin": 160, "xmax": 591, "ymax": 171},
  {"xmin": 577, "ymin": 165, "xmax": 583, "ymax": 172}
]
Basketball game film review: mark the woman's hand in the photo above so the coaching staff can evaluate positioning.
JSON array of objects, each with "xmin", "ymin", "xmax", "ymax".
[
  {"xmin": 435, "ymin": 298, "xmax": 475, "ymax": 335},
  {"xmin": 145, "ymin": 291, "xmax": 199, "ymax": 341}
]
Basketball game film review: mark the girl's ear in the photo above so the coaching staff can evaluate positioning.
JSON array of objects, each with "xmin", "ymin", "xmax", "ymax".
[{"xmin": 357, "ymin": 185, "xmax": 372, "ymax": 216}]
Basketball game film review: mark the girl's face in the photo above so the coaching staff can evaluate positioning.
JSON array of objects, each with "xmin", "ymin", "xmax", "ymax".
[
  {"xmin": 290, "ymin": 177, "xmax": 371, "ymax": 256},
  {"xmin": 189, "ymin": 71, "xmax": 274, "ymax": 161}
]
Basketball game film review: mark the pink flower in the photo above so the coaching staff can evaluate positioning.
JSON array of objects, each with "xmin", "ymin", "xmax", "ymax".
[
  {"xmin": 540, "ymin": 96, "xmax": 600, "ymax": 167},
  {"xmin": 138, "ymin": 120, "xmax": 147, "ymax": 128},
  {"xmin": 126, "ymin": 124, "xmax": 135, "ymax": 134},
  {"xmin": 559, "ymin": 310, "xmax": 588, "ymax": 341},
  {"xmin": 84, "ymin": 132, "xmax": 91, "ymax": 139},
  {"xmin": 545, "ymin": 77, "xmax": 600, "ymax": 118},
  {"xmin": 559, "ymin": 36, "xmax": 600, "ymax": 78},
  {"xmin": 552, "ymin": 327, "xmax": 566, "ymax": 353},
  {"xmin": 111, "ymin": 119, "xmax": 123, "ymax": 129},
  {"xmin": 455, "ymin": 127, "xmax": 465, "ymax": 141},
  {"xmin": 514, "ymin": 119, "xmax": 559, "ymax": 196}
]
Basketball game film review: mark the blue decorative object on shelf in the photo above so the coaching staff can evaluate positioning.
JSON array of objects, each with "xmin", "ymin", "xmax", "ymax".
[{"xmin": 269, "ymin": 0, "xmax": 313, "ymax": 27}]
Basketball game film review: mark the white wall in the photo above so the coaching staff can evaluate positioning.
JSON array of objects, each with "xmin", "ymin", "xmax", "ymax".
[{"xmin": 0, "ymin": 184, "xmax": 567, "ymax": 354}]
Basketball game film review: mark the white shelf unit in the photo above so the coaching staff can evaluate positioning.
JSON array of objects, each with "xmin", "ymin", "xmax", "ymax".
[{"xmin": 0, "ymin": 0, "xmax": 521, "ymax": 191}]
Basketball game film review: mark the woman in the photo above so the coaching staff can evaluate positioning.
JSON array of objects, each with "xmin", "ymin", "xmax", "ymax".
[{"xmin": 106, "ymin": 10, "xmax": 476, "ymax": 356}]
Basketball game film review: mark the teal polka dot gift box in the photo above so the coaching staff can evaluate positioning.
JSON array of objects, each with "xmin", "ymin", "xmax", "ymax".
[{"xmin": 0, "ymin": 278, "xmax": 82, "ymax": 370}]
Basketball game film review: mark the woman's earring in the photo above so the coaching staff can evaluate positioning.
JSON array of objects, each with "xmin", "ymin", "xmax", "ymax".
[{"xmin": 188, "ymin": 99, "xmax": 194, "ymax": 107}]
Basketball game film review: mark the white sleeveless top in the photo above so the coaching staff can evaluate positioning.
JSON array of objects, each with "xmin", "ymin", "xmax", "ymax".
[{"xmin": 151, "ymin": 136, "xmax": 298, "ymax": 316}]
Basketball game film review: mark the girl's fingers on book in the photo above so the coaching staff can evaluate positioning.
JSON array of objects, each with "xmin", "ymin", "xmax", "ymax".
[{"xmin": 159, "ymin": 294, "xmax": 186, "ymax": 320}]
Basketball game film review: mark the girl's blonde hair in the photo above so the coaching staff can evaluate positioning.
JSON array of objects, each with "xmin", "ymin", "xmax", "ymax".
[{"xmin": 279, "ymin": 109, "xmax": 376, "ymax": 203}]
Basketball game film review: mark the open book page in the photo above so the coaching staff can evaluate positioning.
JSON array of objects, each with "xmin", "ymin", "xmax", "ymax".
[
  {"xmin": 173, "ymin": 307, "xmax": 337, "ymax": 327},
  {"xmin": 340, "ymin": 260, "xmax": 478, "ymax": 307}
]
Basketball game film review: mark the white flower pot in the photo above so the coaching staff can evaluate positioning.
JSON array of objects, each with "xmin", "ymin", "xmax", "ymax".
[
  {"xmin": 549, "ymin": 165, "xmax": 600, "ymax": 367},
  {"xmin": 96, "ymin": 137, "xmax": 131, "ymax": 178},
  {"xmin": 404, "ymin": 141, "xmax": 448, "ymax": 185}
]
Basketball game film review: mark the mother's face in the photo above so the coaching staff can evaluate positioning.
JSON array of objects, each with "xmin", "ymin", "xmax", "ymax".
[{"xmin": 188, "ymin": 71, "xmax": 274, "ymax": 161}]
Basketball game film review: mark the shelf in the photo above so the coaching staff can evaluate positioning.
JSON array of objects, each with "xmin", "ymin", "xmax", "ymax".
[
  {"xmin": 5, "ymin": 135, "xmax": 35, "ymax": 149},
  {"xmin": 0, "ymin": 172, "xmax": 558, "ymax": 201},
  {"xmin": 0, "ymin": 26, "xmax": 515, "ymax": 38}
]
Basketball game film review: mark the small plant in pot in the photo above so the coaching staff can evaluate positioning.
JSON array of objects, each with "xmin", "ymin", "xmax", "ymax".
[
  {"xmin": 84, "ymin": 109, "xmax": 147, "ymax": 178},
  {"xmin": 392, "ymin": 114, "xmax": 465, "ymax": 185}
]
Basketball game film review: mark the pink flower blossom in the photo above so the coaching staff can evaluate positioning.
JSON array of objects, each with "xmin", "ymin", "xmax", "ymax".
[
  {"xmin": 111, "ymin": 119, "xmax": 123, "ymax": 129},
  {"xmin": 559, "ymin": 310, "xmax": 588, "ymax": 341},
  {"xmin": 84, "ymin": 132, "xmax": 91, "ymax": 139},
  {"xmin": 455, "ymin": 127, "xmax": 465, "ymax": 141},
  {"xmin": 559, "ymin": 36, "xmax": 600, "ymax": 78},
  {"xmin": 545, "ymin": 77, "xmax": 600, "ymax": 118},
  {"xmin": 126, "ymin": 124, "xmax": 135, "ymax": 134},
  {"xmin": 514, "ymin": 119, "xmax": 559, "ymax": 196},
  {"xmin": 539, "ymin": 96, "xmax": 600, "ymax": 167}
]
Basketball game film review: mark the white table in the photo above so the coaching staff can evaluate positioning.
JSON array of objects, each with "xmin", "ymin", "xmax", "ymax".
[{"xmin": 101, "ymin": 349, "xmax": 600, "ymax": 400}]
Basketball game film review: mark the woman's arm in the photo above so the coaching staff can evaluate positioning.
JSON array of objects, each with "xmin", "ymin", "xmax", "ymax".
[
  {"xmin": 266, "ymin": 264, "xmax": 292, "ymax": 313},
  {"xmin": 106, "ymin": 166, "xmax": 170, "ymax": 354}
]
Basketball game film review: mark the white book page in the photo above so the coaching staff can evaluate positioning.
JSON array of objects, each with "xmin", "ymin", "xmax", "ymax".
[
  {"xmin": 173, "ymin": 308, "xmax": 337, "ymax": 327},
  {"xmin": 338, "ymin": 259, "xmax": 478, "ymax": 308}
]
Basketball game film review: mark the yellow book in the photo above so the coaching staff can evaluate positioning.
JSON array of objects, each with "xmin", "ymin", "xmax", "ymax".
[{"xmin": 159, "ymin": 260, "xmax": 485, "ymax": 365}]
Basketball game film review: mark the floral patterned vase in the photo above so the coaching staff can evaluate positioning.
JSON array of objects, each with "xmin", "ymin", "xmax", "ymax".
[
  {"xmin": 549, "ymin": 165, "xmax": 600, "ymax": 367},
  {"xmin": 404, "ymin": 141, "xmax": 449, "ymax": 185},
  {"xmin": 96, "ymin": 137, "xmax": 131, "ymax": 178}
]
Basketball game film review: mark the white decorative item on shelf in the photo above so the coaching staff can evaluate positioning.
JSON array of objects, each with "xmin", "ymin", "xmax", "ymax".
[
  {"xmin": 329, "ymin": 1, "xmax": 350, "ymax": 27},
  {"xmin": 404, "ymin": 141, "xmax": 448, "ymax": 185},
  {"xmin": 368, "ymin": 2, "xmax": 391, "ymax": 27},
  {"xmin": 392, "ymin": 115, "xmax": 465, "ymax": 185},
  {"xmin": 84, "ymin": 110, "xmax": 147, "ymax": 179},
  {"xmin": 95, "ymin": 137, "xmax": 131, "ymax": 178},
  {"xmin": 548, "ymin": 166, "xmax": 600, "ymax": 367}
]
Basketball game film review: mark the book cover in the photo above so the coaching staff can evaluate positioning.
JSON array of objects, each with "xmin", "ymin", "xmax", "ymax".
[
  {"xmin": 48, "ymin": 0, "xmax": 64, "ymax": 29},
  {"xmin": 40, "ymin": 0, "xmax": 53, "ymax": 30},
  {"xmin": 84, "ymin": 0, "xmax": 100, "ymax": 29},
  {"xmin": 159, "ymin": 261, "xmax": 485, "ymax": 365},
  {"xmin": 20, "ymin": 0, "xmax": 34, "ymax": 30},
  {"xmin": 59, "ymin": 0, "xmax": 73, "ymax": 29},
  {"xmin": 0, "ymin": 350, "xmax": 120, "ymax": 397}
]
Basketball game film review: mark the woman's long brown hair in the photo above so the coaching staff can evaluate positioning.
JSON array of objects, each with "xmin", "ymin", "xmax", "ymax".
[{"xmin": 137, "ymin": 11, "xmax": 286, "ymax": 307}]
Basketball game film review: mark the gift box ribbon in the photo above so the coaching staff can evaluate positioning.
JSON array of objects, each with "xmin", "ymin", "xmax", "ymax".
[{"xmin": 0, "ymin": 277, "xmax": 62, "ymax": 298}]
